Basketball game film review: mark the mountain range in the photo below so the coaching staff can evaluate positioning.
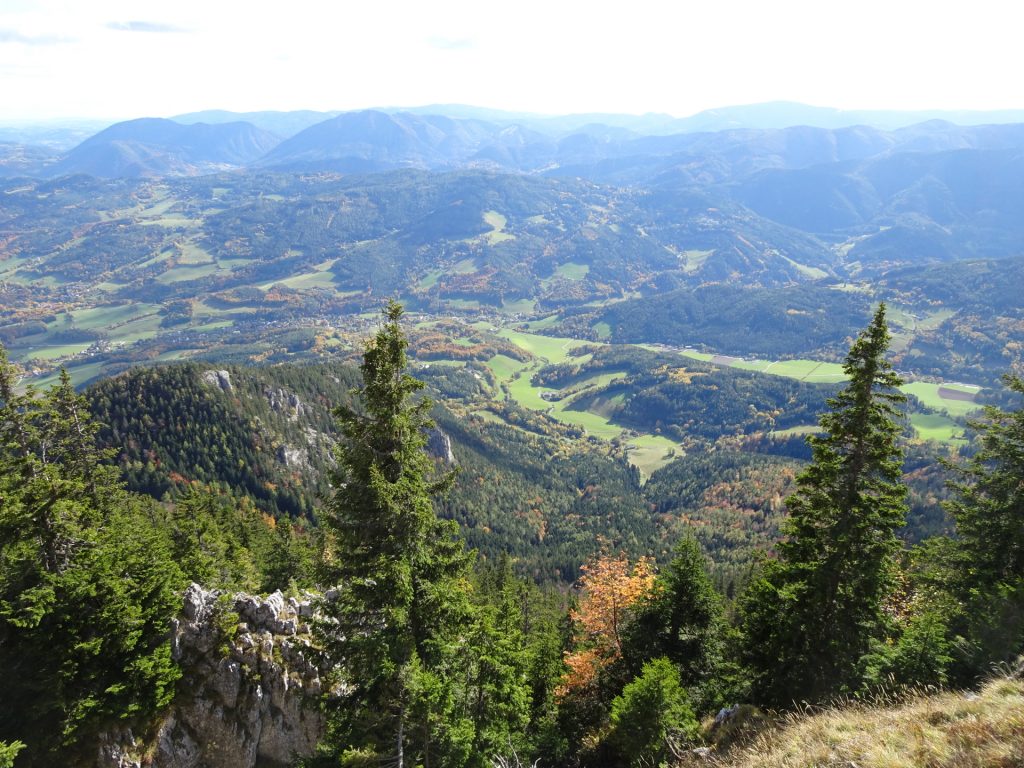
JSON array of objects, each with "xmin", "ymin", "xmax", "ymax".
[{"xmin": 6, "ymin": 102, "xmax": 1024, "ymax": 180}]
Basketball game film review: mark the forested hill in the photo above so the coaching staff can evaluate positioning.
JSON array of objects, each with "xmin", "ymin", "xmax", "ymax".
[{"xmin": 83, "ymin": 358, "xmax": 952, "ymax": 583}]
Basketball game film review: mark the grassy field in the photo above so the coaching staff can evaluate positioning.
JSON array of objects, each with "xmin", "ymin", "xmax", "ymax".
[
  {"xmin": 482, "ymin": 210, "xmax": 515, "ymax": 244},
  {"xmin": 418, "ymin": 270, "xmax": 443, "ymax": 290},
  {"xmin": 27, "ymin": 360, "xmax": 108, "ymax": 390},
  {"xmin": 495, "ymin": 329, "xmax": 588, "ymax": 362},
  {"xmin": 484, "ymin": 353, "xmax": 529, "ymax": 392},
  {"xmin": 625, "ymin": 434, "xmax": 682, "ymax": 479},
  {"xmin": 910, "ymin": 413, "xmax": 967, "ymax": 443},
  {"xmin": 108, "ymin": 313, "xmax": 164, "ymax": 344},
  {"xmin": 258, "ymin": 271, "xmax": 337, "ymax": 291},
  {"xmin": 174, "ymin": 241, "xmax": 215, "ymax": 265},
  {"xmin": 500, "ymin": 298, "xmax": 537, "ymax": 314},
  {"xmin": 485, "ymin": 332, "xmax": 683, "ymax": 477},
  {"xmin": 556, "ymin": 262, "xmax": 589, "ymax": 280},
  {"xmin": 471, "ymin": 408, "xmax": 506, "ymax": 424},
  {"xmin": 192, "ymin": 320, "xmax": 234, "ymax": 333},
  {"xmin": 673, "ymin": 346, "xmax": 981, "ymax": 442},
  {"xmin": 155, "ymin": 263, "xmax": 220, "ymax": 284},
  {"xmin": 525, "ymin": 314, "xmax": 562, "ymax": 331},
  {"xmin": 64, "ymin": 303, "xmax": 159, "ymax": 331},
  {"xmin": 674, "ymin": 348, "xmax": 714, "ymax": 362},
  {"xmin": 902, "ymin": 381, "xmax": 981, "ymax": 419},
  {"xmin": 21, "ymin": 342, "xmax": 92, "ymax": 361},
  {"xmin": 215, "ymin": 257, "xmax": 257, "ymax": 270},
  {"xmin": 0, "ymin": 254, "xmax": 41, "ymax": 283},
  {"xmin": 780, "ymin": 254, "xmax": 829, "ymax": 279}
]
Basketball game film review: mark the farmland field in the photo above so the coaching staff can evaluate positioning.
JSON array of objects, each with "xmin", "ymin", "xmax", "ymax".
[{"xmin": 670, "ymin": 345, "xmax": 981, "ymax": 440}]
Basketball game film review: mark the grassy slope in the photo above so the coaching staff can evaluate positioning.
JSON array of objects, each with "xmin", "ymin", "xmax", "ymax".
[
  {"xmin": 704, "ymin": 676, "xmax": 1024, "ymax": 768},
  {"xmin": 489, "ymin": 329, "xmax": 682, "ymax": 478}
]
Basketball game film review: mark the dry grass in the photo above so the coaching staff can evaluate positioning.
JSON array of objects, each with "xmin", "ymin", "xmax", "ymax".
[{"xmin": 688, "ymin": 677, "xmax": 1024, "ymax": 768}]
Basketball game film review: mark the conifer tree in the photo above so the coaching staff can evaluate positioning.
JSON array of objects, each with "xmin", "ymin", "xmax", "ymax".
[
  {"xmin": 947, "ymin": 375, "xmax": 1024, "ymax": 588},
  {"xmin": 462, "ymin": 557, "xmax": 531, "ymax": 766},
  {"xmin": 0, "ymin": 349, "xmax": 182, "ymax": 765},
  {"xmin": 945, "ymin": 374, "xmax": 1024, "ymax": 667},
  {"xmin": 622, "ymin": 536, "xmax": 724, "ymax": 711},
  {"xmin": 740, "ymin": 304, "xmax": 908, "ymax": 706},
  {"xmin": 317, "ymin": 300, "xmax": 474, "ymax": 768}
]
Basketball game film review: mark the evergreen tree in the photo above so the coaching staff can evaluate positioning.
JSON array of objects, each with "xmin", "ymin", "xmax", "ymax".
[
  {"xmin": 944, "ymin": 374, "xmax": 1024, "ymax": 668},
  {"xmin": 740, "ymin": 304, "xmax": 908, "ymax": 706},
  {"xmin": 461, "ymin": 557, "xmax": 531, "ymax": 767},
  {"xmin": 608, "ymin": 657, "xmax": 699, "ymax": 768},
  {"xmin": 0, "ymin": 350, "xmax": 182, "ymax": 765},
  {"xmin": 947, "ymin": 375, "xmax": 1024, "ymax": 588},
  {"xmin": 0, "ymin": 741, "xmax": 24, "ymax": 768},
  {"xmin": 622, "ymin": 536, "xmax": 725, "ymax": 712},
  {"xmin": 316, "ymin": 301, "xmax": 474, "ymax": 768}
]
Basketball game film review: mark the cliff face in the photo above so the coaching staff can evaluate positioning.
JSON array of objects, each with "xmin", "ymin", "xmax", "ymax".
[{"xmin": 98, "ymin": 584, "xmax": 325, "ymax": 768}]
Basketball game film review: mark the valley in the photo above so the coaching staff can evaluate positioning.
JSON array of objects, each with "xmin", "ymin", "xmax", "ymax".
[{"xmin": 6, "ymin": 100, "xmax": 1024, "ymax": 768}]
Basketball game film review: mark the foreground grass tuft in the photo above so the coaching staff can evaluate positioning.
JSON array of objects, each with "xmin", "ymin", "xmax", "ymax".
[{"xmin": 692, "ymin": 677, "xmax": 1024, "ymax": 768}]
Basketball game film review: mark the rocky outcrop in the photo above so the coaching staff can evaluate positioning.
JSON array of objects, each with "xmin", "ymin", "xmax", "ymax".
[
  {"xmin": 200, "ymin": 369, "xmax": 233, "ymax": 393},
  {"xmin": 426, "ymin": 426, "xmax": 456, "ymax": 465},
  {"xmin": 265, "ymin": 387, "xmax": 304, "ymax": 421},
  {"xmin": 97, "ymin": 585, "xmax": 325, "ymax": 768},
  {"xmin": 276, "ymin": 443, "xmax": 308, "ymax": 470}
]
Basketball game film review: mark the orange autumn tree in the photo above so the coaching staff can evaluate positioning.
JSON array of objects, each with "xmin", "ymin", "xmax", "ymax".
[{"xmin": 558, "ymin": 551, "xmax": 655, "ymax": 697}]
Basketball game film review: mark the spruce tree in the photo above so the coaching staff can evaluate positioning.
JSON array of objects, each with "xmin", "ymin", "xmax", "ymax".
[
  {"xmin": 462, "ymin": 557, "xmax": 531, "ymax": 766},
  {"xmin": 947, "ymin": 374, "xmax": 1024, "ymax": 588},
  {"xmin": 317, "ymin": 300, "xmax": 474, "ymax": 767},
  {"xmin": 0, "ymin": 349, "xmax": 182, "ymax": 765},
  {"xmin": 740, "ymin": 304, "xmax": 907, "ymax": 706},
  {"xmin": 622, "ymin": 536, "xmax": 724, "ymax": 712},
  {"xmin": 945, "ymin": 374, "xmax": 1024, "ymax": 668}
]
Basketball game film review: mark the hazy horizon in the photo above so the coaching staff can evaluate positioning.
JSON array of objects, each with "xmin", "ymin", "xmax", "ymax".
[{"xmin": 2, "ymin": 0, "xmax": 1021, "ymax": 123}]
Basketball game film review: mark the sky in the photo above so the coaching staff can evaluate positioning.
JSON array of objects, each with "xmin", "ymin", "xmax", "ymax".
[{"xmin": 0, "ymin": 0, "xmax": 1020, "ymax": 123}]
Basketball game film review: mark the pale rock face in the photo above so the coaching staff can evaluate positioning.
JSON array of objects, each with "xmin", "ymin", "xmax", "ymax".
[
  {"xmin": 97, "ymin": 585, "xmax": 324, "ymax": 768},
  {"xmin": 426, "ymin": 425, "xmax": 456, "ymax": 465},
  {"xmin": 276, "ymin": 443, "xmax": 308, "ymax": 470},
  {"xmin": 200, "ymin": 369, "xmax": 233, "ymax": 393},
  {"xmin": 264, "ymin": 387, "xmax": 304, "ymax": 421}
]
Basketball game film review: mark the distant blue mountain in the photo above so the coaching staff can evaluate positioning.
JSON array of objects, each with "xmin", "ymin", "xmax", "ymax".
[{"xmin": 51, "ymin": 118, "xmax": 281, "ymax": 178}]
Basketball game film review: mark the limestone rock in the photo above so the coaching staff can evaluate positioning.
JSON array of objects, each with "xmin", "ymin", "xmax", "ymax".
[
  {"xmin": 97, "ymin": 584, "xmax": 325, "ymax": 768},
  {"xmin": 200, "ymin": 369, "xmax": 233, "ymax": 392},
  {"xmin": 265, "ymin": 387, "xmax": 304, "ymax": 420}
]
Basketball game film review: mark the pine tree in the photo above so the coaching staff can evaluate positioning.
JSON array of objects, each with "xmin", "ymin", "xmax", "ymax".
[
  {"xmin": 316, "ymin": 300, "xmax": 474, "ymax": 768},
  {"xmin": 740, "ymin": 304, "xmax": 908, "ymax": 706}
]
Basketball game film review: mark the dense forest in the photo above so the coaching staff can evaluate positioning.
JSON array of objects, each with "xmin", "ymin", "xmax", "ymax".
[{"xmin": 2, "ymin": 303, "xmax": 1023, "ymax": 768}]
